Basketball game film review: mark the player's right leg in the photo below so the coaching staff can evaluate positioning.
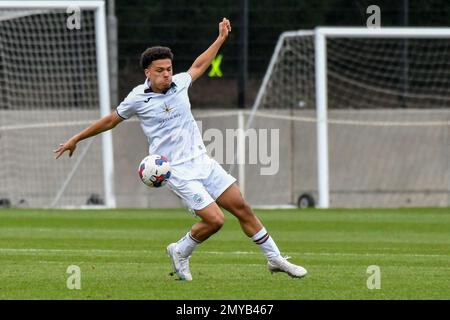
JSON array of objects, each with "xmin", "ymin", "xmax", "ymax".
[
  {"xmin": 166, "ymin": 176, "xmax": 224, "ymax": 281},
  {"xmin": 166, "ymin": 202, "xmax": 224, "ymax": 281}
]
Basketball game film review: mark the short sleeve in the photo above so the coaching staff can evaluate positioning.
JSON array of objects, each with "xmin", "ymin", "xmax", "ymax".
[
  {"xmin": 174, "ymin": 72, "xmax": 192, "ymax": 89},
  {"xmin": 116, "ymin": 91, "xmax": 137, "ymax": 120}
]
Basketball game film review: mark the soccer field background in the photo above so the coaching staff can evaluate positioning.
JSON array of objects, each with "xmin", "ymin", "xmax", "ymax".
[{"xmin": 0, "ymin": 208, "xmax": 448, "ymax": 300}]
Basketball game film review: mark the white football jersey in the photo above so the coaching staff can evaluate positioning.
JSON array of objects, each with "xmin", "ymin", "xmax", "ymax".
[{"xmin": 116, "ymin": 72, "xmax": 206, "ymax": 165}]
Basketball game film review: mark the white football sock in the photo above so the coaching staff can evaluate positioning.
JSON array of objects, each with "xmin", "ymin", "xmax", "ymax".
[
  {"xmin": 175, "ymin": 231, "xmax": 201, "ymax": 258},
  {"xmin": 251, "ymin": 227, "xmax": 281, "ymax": 259}
]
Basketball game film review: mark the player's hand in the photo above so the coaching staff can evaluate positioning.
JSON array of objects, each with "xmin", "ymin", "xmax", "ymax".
[
  {"xmin": 53, "ymin": 139, "xmax": 77, "ymax": 159},
  {"xmin": 219, "ymin": 18, "xmax": 231, "ymax": 40}
]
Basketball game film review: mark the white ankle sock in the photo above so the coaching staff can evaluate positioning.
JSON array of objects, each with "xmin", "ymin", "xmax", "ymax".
[
  {"xmin": 251, "ymin": 227, "xmax": 280, "ymax": 259},
  {"xmin": 175, "ymin": 231, "xmax": 201, "ymax": 257}
]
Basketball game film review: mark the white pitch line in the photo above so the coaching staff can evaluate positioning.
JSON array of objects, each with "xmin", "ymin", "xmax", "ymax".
[
  {"xmin": 0, "ymin": 248, "xmax": 448, "ymax": 259},
  {"xmin": 34, "ymin": 260, "xmax": 263, "ymax": 267},
  {"xmin": 204, "ymin": 251, "xmax": 449, "ymax": 258},
  {"xmin": 37, "ymin": 260, "xmax": 145, "ymax": 265},
  {"xmin": 0, "ymin": 248, "xmax": 134, "ymax": 254}
]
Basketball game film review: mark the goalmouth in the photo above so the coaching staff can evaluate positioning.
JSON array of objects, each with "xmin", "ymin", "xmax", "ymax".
[
  {"xmin": 0, "ymin": 1, "xmax": 115, "ymax": 208},
  {"xmin": 248, "ymin": 27, "xmax": 450, "ymax": 209}
]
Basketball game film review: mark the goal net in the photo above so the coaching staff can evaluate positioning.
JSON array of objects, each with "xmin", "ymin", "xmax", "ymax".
[
  {"xmin": 0, "ymin": 2, "xmax": 114, "ymax": 208},
  {"xmin": 246, "ymin": 28, "xmax": 450, "ymax": 208}
]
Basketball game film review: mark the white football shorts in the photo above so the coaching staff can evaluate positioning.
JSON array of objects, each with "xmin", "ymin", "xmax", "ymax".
[{"xmin": 167, "ymin": 153, "xmax": 236, "ymax": 212}]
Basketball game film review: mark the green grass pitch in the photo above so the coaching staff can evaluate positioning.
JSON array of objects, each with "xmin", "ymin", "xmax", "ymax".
[{"xmin": 0, "ymin": 208, "xmax": 448, "ymax": 300}]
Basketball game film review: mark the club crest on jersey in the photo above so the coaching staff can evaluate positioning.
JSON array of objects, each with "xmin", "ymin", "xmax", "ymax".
[
  {"xmin": 161, "ymin": 102, "xmax": 173, "ymax": 114},
  {"xmin": 157, "ymin": 102, "xmax": 180, "ymax": 124}
]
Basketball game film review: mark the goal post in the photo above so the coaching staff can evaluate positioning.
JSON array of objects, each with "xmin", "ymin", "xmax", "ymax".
[
  {"xmin": 314, "ymin": 29, "xmax": 329, "ymax": 209},
  {"xmin": 315, "ymin": 27, "xmax": 450, "ymax": 208},
  {"xmin": 248, "ymin": 27, "xmax": 450, "ymax": 209},
  {"xmin": 0, "ymin": 1, "xmax": 115, "ymax": 208}
]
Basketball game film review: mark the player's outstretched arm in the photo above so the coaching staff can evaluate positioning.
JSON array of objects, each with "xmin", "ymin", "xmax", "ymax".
[
  {"xmin": 188, "ymin": 17, "xmax": 231, "ymax": 82},
  {"xmin": 53, "ymin": 111, "xmax": 123, "ymax": 159}
]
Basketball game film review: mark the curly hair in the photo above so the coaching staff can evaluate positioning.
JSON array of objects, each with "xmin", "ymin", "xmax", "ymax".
[{"xmin": 140, "ymin": 46, "xmax": 174, "ymax": 69}]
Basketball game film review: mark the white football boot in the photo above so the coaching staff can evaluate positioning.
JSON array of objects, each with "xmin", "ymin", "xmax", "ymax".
[
  {"xmin": 267, "ymin": 255, "xmax": 308, "ymax": 278},
  {"xmin": 166, "ymin": 243, "xmax": 193, "ymax": 281}
]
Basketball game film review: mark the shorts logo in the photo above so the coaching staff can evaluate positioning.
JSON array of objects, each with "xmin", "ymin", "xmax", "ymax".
[{"xmin": 193, "ymin": 193, "xmax": 204, "ymax": 204}]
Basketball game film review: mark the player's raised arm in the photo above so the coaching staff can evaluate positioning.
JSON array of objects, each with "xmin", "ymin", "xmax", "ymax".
[
  {"xmin": 188, "ymin": 18, "xmax": 231, "ymax": 82},
  {"xmin": 53, "ymin": 111, "xmax": 123, "ymax": 159}
]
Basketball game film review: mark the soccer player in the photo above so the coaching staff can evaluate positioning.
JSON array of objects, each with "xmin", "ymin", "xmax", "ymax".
[{"xmin": 54, "ymin": 18, "xmax": 307, "ymax": 281}]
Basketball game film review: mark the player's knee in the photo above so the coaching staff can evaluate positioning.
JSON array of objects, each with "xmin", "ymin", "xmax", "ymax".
[{"xmin": 207, "ymin": 212, "xmax": 225, "ymax": 232}]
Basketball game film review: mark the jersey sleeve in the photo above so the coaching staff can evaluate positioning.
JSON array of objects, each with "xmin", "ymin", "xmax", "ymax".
[
  {"xmin": 174, "ymin": 72, "xmax": 193, "ymax": 89},
  {"xmin": 116, "ymin": 91, "xmax": 137, "ymax": 120}
]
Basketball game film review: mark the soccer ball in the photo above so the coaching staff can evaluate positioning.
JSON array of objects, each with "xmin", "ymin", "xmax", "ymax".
[{"xmin": 138, "ymin": 154, "xmax": 171, "ymax": 188}]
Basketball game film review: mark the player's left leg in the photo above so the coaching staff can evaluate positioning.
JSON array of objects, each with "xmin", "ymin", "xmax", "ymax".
[{"xmin": 215, "ymin": 183, "xmax": 307, "ymax": 278}]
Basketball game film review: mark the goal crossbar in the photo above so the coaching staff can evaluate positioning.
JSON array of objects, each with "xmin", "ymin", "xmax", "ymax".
[
  {"xmin": 316, "ymin": 27, "xmax": 450, "ymax": 38},
  {"xmin": 0, "ymin": 1, "xmax": 105, "ymax": 10}
]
